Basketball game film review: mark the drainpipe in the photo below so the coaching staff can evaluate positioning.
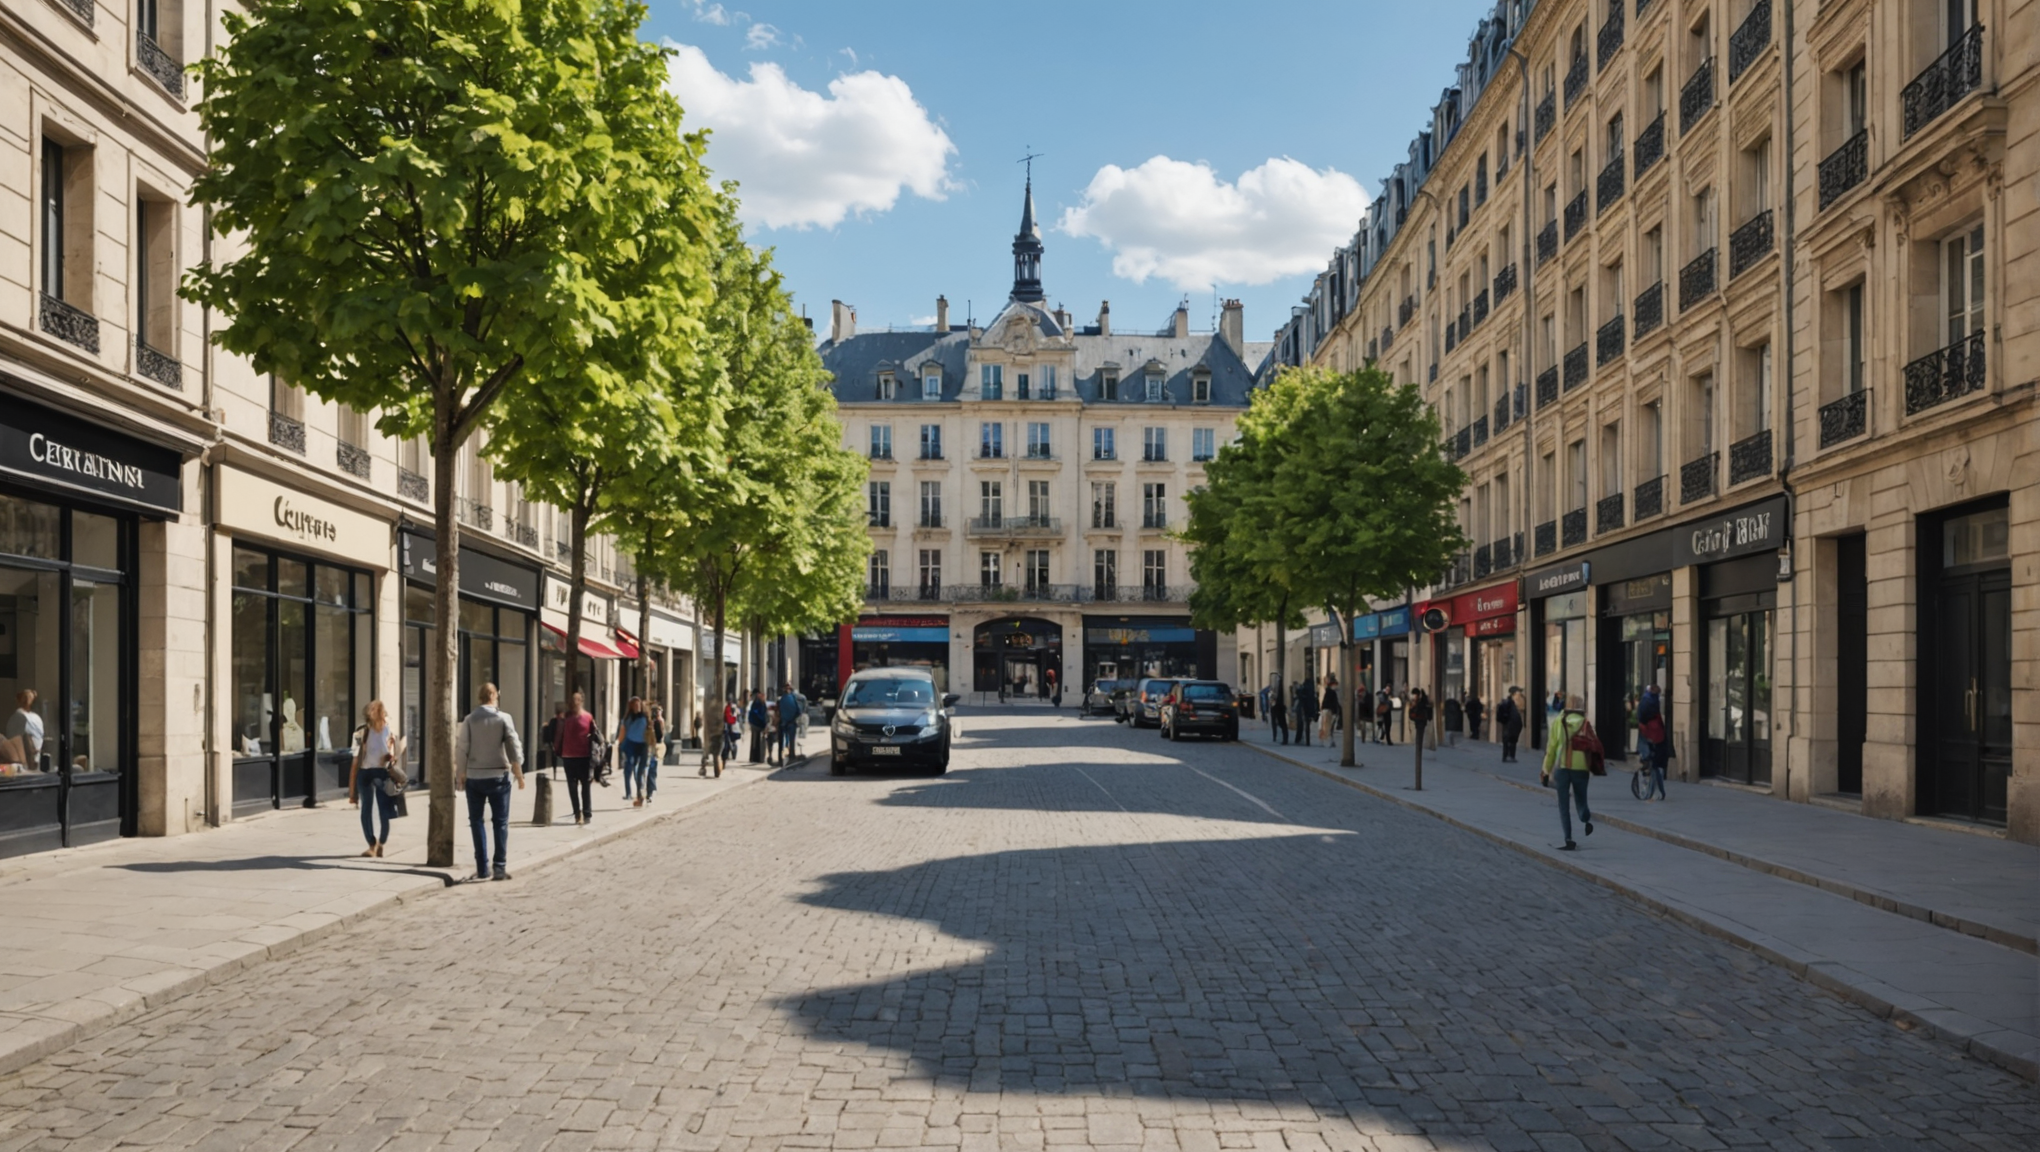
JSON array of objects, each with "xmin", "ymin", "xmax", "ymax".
[
  {"xmin": 1509, "ymin": 43, "xmax": 1538, "ymax": 724},
  {"xmin": 1778, "ymin": 0, "xmax": 1800, "ymax": 798}
]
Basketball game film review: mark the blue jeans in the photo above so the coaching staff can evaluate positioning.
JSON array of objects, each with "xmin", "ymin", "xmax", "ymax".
[
  {"xmin": 621, "ymin": 741, "xmax": 649, "ymax": 797},
  {"xmin": 357, "ymin": 767, "xmax": 395, "ymax": 846},
  {"xmin": 465, "ymin": 774, "xmax": 512, "ymax": 875},
  {"xmin": 1554, "ymin": 767, "xmax": 1592, "ymax": 842},
  {"xmin": 780, "ymin": 719, "xmax": 799, "ymax": 757}
]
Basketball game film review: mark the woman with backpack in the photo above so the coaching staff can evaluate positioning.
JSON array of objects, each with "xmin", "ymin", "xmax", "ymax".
[
  {"xmin": 615, "ymin": 696, "xmax": 651, "ymax": 808},
  {"xmin": 1542, "ymin": 692, "xmax": 1598, "ymax": 850},
  {"xmin": 1636, "ymin": 684, "xmax": 1670, "ymax": 801},
  {"xmin": 348, "ymin": 701, "xmax": 401, "ymax": 857}
]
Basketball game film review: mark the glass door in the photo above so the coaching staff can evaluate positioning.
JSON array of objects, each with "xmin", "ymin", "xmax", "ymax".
[{"xmin": 1703, "ymin": 609, "xmax": 1772, "ymax": 785}]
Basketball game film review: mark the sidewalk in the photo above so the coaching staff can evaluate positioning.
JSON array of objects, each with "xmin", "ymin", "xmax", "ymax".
[
  {"xmin": 1236, "ymin": 717, "xmax": 2040, "ymax": 1082},
  {"xmin": 0, "ymin": 752, "xmax": 789, "ymax": 1078}
]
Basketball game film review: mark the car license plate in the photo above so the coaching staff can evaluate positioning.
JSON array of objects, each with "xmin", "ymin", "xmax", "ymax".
[{"xmin": 871, "ymin": 746, "xmax": 902, "ymax": 756}]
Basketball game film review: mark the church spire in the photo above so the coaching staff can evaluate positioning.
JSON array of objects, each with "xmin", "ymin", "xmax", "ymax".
[{"xmin": 1010, "ymin": 175, "xmax": 1044, "ymax": 303}]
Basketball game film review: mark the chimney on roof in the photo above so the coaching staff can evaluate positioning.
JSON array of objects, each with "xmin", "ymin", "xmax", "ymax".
[
  {"xmin": 1098, "ymin": 300, "xmax": 1111, "ymax": 338},
  {"xmin": 1172, "ymin": 304, "xmax": 1189, "ymax": 339},
  {"xmin": 830, "ymin": 300, "xmax": 856, "ymax": 344},
  {"xmin": 1053, "ymin": 304, "xmax": 1071, "ymax": 332},
  {"xmin": 935, "ymin": 295, "xmax": 949, "ymax": 332},
  {"xmin": 1220, "ymin": 299, "xmax": 1244, "ymax": 356}
]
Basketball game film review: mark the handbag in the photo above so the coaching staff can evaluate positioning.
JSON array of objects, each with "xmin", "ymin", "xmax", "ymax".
[
  {"xmin": 385, "ymin": 734, "xmax": 409, "ymax": 790},
  {"xmin": 1567, "ymin": 715, "xmax": 1607, "ymax": 776}
]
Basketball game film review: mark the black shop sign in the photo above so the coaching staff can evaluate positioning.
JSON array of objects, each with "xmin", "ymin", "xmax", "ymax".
[{"xmin": 0, "ymin": 395, "xmax": 182, "ymax": 513}]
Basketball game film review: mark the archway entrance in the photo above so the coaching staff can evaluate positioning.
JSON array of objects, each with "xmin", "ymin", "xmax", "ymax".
[{"xmin": 972, "ymin": 617, "xmax": 1064, "ymax": 700}]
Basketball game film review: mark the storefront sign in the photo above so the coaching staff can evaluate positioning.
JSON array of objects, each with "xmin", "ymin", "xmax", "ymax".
[
  {"xmin": 1527, "ymin": 560, "xmax": 1590, "ymax": 598},
  {"xmin": 853, "ymin": 625, "xmax": 950, "ymax": 643},
  {"xmin": 220, "ymin": 466, "xmax": 388, "ymax": 563},
  {"xmin": 544, "ymin": 574, "xmax": 611, "ymax": 625},
  {"xmin": 646, "ymin": 608, "xmax": 694, "ymax": 651},
  {"xmin": 1353, "ymin": 614, "xmax": 1380, "ymax": 641},
  {"xmin": 1602, "ymin": 572, "xmax": 1672, "ymax": 616},
  {"xmin": 1672, "ymin": 496, "xmax": 1790, "ymax": 568},
  {"xmin": 399, "ymin": 530, "xmax": 541, "ymax": 611},
  {"xmin": 1377, "ymin": 607, "xmax": 1411, "ymax": 635},
  {"xmin": 0, "ymin": 395, "xmax": 182, "ymax": 514},
  {"xmin": 1309, "ymin": 623, "xmax": 1341, "ymax": 646},
  {"xmin": 1471, "ymin": 614, "xmax": 1515, "ymax": 637},
  {"xmin": 1086, "ymin": 626, "xmax": 1197, "ymax": 645}
]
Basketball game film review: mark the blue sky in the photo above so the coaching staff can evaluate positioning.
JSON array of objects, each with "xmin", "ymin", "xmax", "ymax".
[{"xmin": 644, "ymin": 1, "xmax": 1497, "ymax": 346}]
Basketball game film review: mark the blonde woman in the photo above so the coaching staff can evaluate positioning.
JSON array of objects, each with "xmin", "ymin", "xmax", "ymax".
[{"xmin": 349, "ymin": 701, "xmax": 399, "ymax": 857}]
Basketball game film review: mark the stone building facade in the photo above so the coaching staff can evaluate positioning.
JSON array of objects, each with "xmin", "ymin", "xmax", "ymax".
[
  {"xmin": 1273, "ymin": 0, "xmax": 2037, "ymax": 842},
  {"xmin": 812, "ymin": 185, "xmax": 1261, "ymax": 702}
]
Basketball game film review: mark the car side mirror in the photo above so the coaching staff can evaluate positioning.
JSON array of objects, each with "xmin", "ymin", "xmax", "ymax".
[{"xmin": 941, "ymin": 693, "xmax": 960, "ymax": 710}]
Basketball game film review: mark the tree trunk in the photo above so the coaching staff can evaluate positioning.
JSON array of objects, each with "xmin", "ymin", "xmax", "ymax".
[
  {"xmin": 636, "ymin": 568, "xmax": 653, "ymax": 720},
  {"xmin": 426, "ymin": 427, "xmax": 461, "ymax": 868},
  {"xmin": 567, "ymin": 499, "xmax": 589, "ymax": 705},
  {"xmin": 710, "ymin": 583, "xmax": 728, "ymax": 768},
  {"xmin": 1340, "ymin": 627, "xmax": 1358, "ymax": 767}
]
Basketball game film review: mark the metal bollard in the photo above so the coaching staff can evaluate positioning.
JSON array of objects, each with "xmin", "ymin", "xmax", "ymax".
[{"xmin": 532, "ymin": 772, "xmax": 553, "ymax": 826}]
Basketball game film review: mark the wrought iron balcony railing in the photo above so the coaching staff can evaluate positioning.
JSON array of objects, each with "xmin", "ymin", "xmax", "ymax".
[
  {"xmin": 1536, "ymin": 220, "xmax": 1558, "ymax": 266},
  {"xmin": 39, "ymin": 293, "xmax": 99, "ymax": 353},
  {"xmin": 455, "ymin": 498, "xmax": 493, "ymax": 530},
  {"xmin": 1680, "ymin": 453, "xmax": 1718, "ymax": 504},
  {"xmin": 1399, "ymin": 294, "xmax": 1417, "ymax": 328},
  {"xmin": 136, "ymin": 338, "xmax": 181, "ymax": 389},
  {"xmin": 1471, "ymin": 415, "xmax": 1489, "ymax": 449},
  {"xmin": 1492, "ymin": 535, "xmax": 1514, "ymax": 570},
  {"xmin": 137, "ymin": 31, "xmax": 184, "ymax": 99},
  {"xmin": 1473, "ymin": 544, "xmax": 1493, "ymax": 580},
  {"xmin": 1536, "ymin": 367, "xmax": 1560, "ymax": 410},
  {"xmin": 1681, "ymin": 57, "xmax": 1715, "ymax": 134},
  {"xmin": 967, "ymin": 515, "xmax": 1062, "ymax": 536},
  {"xmin": 1454, "ymin": 427, "xmax": 1472, "ymax": 459},
  {"xmin": 1535, "ymin": 520, "xmax": 1557, "ymax": 557},
  {"xmin": 1633, "ymin": 281, "xmax": 1665, "ymax": 340},
  {"xmin": 1818, "ymin": 389, "xmax": 1869, "ymax": 448},
  {"xmin": 1728, "ymin": 0, "xmax": 1772, "ymax": 84},
  {"xmin": 918, "ymin": 513, "xmax": 945, "ymax": 529},
  {"xmin": 336, "ymin": 442, "xmax": 372, "ymax": 480},
  {"xmin": 1819, "ymin": 130, "xmax": 1869, "ymax": 210},
  {"xmin": 1493, "ymin": 263, "xmax": 1517, "ymax": 303},
  {"xmin": 1903, "ymin": 24, "xmax": 1985, "ymax": 139},
  {"xmin": 1475, "ymin": 167, "xmax": 1488, "ymax": 206},
  {"xmin": 1634, "ymin": 111, "xmax": 1665, "ymax": 178},
  {"xmin": 1597, "ymin": 152, "xmax": 1625, "ymax": 214},
  {"xmin": 1729, "ymin": 209, "xmax": 1775, "ymax": 279},
  {"xmin": 514, "ymin": 521, "xmax": 540, "ymax": 549},
  {"xmin": 1679, "ymin": 248, "xmax": 1717, "ymax": 311},
  {"xmin": 1597, "ymin": 314, "xmax": 1625, "ymax": 367},
  {"xmin": 1077, "ymin": 584, "xmax": 1192, "ymax": 605},
  {"xmin": 1598, "ymin": 7, "xmax": 1625, "ymax": 70},
  {"xmin": 1729, "ymin": 429, "xmax": 1773, "ymax": 485},
  {"xmin": 1563, "ymin": 343, "xmax": 1590, "ymax": 391},
  {"xmin": 55, "ymin": 0, "xmax": 93, "ymax": 25},
  {"xmin": 398, "ymin": 469, "xmax": 430, "ymax": 503},
  {"xmin": 1445, "ymin": 323, "xmax": 1459, "ymax": 354},
  {"xmin": 1562, "ymin": 508, "xmax": 1588, "ymax": 548},
  {"xmin": 268, "ymin": 412, "xmax": 306, "ymax": 455},
  {"xmin": 1564, "ymin": 190, "xmax": 1588, "ymax": 242},
  {"xmin": 1493, "ymin": 395, "xmax": 1510, "ymax": 433},
  {"xmin": 1633, "ymin": 475, "xmax": 1665, "ymax": 521},
  {"xmin": 1535, "ymin": 89, "xmax": 1557, "ymax": 144},
  {"xmin": 1472, "ymin": 290, "xmax": 1489, "ymax": 329},
  {"xmin": 1903, "ymin": 331, "xmax": 1986, "ymax": 415},
  {"xmin": 1564, "ymin": 52, "xmax": 1590, "ymax": 109}
]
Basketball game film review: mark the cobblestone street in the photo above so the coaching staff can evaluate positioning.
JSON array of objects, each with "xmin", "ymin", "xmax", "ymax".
[{"xmin": 0, "ymin": 709, "xmax": 2033, "ymax": 1152}]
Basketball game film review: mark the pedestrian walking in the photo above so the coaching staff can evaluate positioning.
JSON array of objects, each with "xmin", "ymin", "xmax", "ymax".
[
  {"xmin": 1464, "ymin": 691, "xmax": 1485, "ymax": 742},
  {"xmin": 1496, "ymin": 688, "xmax": 1525, "ymax": 762},
  {"xmin": 648, "ymin": 704, "xmax": 667, "ymax": 794},
  {"xmin": 615, "ymin": 696, "xmax": 652, "ymax": 807},
  {"xmin": 1542, "ymin": 693, "xmax": 1598, "ymax": 850},
  {"xmin": 540, "ymin": 703, "xmax": 566, "ymax": 773},
  {"xmin": 1046, "ymin": 667, "xmax": 1059, "ymax": 707},
  {"xmin": 1268, "ymin": 680, "xmax": 1289, "ymax": 745},
  {"xmin": 777, "ymin": 684, "xmax": 804, "ymax": 764},
  {"xmin": 747, "ymin": 689, "xmax": 770, "ymax": 764},
  {"xmin": 1637, "ymin": 683, "xmax": 1670, "ymax": 801},
  {"xmin": 711, "ymin": 698, "xmax": 740, "ymax": 775},
  {"xmin": 1407, "ymin": 689, "xmax": 1433, "ymax": 745},
  {"xmin": 1442, "ymin": 694, "xmax": 1462, "ymax": 746},
  {"xmin": 1375, "ymin": 688, "xmax": 1395, "ymax": 745},
  {"xmin": 347, "ymin": 700, "xmax": 402, "ymax": 858},
  {"xmin": 551, "ymin": 691, "xmax": 597, "ymax": 825},
  {"xmin": 1319, "ymin": 674, "xmax": 1341, "ymax": 742},
  {"xmin": 454, "ymin": 682, "xmax": 525, "ymax": 881},
  {"xmin": 1291, "ymin": 680, "xmax": 1317, "ymax": 747}
]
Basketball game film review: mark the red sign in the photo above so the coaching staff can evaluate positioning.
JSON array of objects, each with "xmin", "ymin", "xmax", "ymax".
[
  {"xmin": 1417, "ymin": 581, "xmax": 1520, "ymax": 631},
  {"xmin": 1472, "ymin": 614, "xmax": 1516, "ymax": 637}
]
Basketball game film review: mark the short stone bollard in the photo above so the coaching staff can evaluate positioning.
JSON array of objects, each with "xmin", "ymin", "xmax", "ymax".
[{"xmin": 532, "ymin": 772, "xmax": 553, "ymax": 826}]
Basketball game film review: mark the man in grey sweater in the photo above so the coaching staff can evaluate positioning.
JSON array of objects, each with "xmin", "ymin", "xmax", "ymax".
[{"xmin": 454, "ymin": 682, "xmax": 525, "ymax": 881}]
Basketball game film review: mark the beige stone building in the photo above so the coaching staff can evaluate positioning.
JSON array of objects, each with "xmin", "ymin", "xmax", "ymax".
[
  {"xmin": 1273, "ymin": 0, "xmax": 2037, "ymax": 841},
  {"xmin": 0, "ymin": 0, "xmax": 727, "ymax": 859},
  {"xmin": 812, "ymin": 184, "xmax": 1261, "ymax": 701}
]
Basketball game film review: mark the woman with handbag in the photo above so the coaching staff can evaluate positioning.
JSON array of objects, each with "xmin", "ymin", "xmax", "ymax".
[
  {"xmin": 348, "ymin": 700, "xmax": 402, "ymax": 857},
  {"xmin": 1636, "ymin": 684, "xmax": 1670, "ymax": 801}
]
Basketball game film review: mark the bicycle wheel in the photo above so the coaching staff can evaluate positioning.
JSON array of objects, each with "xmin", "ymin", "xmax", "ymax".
[{"xmin": 1630, "ymin": 770, "xmax": 1645, "ymax": 799}]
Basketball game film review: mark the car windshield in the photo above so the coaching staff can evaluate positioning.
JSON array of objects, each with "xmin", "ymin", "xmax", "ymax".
[{"xmin": 842, "ymin": 678, "xmax": 935, "ymax": 708}]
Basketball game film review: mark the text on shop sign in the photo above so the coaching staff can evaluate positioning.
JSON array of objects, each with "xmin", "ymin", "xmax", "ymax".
[{"xmin": 29, "ymin": 432, "xmax": 145, "ymax": 490}]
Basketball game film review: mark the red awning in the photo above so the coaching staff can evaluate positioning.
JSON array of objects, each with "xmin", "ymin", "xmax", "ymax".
[
  {"xmin": 542, "ymin": 622, "xmax": 629, "ymax": 660},
  {"xmin": 612, "ymin": 627, "xmax": 642, "ymax": 660}
]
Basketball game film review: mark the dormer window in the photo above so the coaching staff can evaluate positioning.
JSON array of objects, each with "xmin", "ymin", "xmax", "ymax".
[
  {"xmin": 877, "ymin": 371, "xmax": 897, "ymax": 400},
  {"xmin": 1100, "ymin": 370, "xmax": 1119, "ymax": 402},
  {"xmin": 1145, "ymin": 373, "xmax": 1165, "ymax": 403},
  {"xmin": 1192, "ymin": 373, "xmax": 1211, "ymax": 404},
  {"xmin": 922, "ymin": 368, "xmax": 941, "ymax": 400}
]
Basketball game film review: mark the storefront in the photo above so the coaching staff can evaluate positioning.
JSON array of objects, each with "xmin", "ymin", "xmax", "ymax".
[
  {"xmin": 399, "ymin": 530, "xmax": 541, "ymax": 787},
  {"xmin": 1526, "ymin": 560, "xmax": 1589, "ymax": 746},
  {"xmin": 222, "ymin": 466, "xmax": 386, "ymax": 815},
  {"xmin": 1081, "ymin": 615, "xmax": 1211, "ymax": 687},
  {"xmin": 0, "ymin": 398, "xmax": 182, "ymax": 855},
  {"xmin": 1919, "ymin": 499, "xmax": 2011, "ymax": 824},
  {"xmin": 541, "ymin": 574, "xmax": 621, "ymax": 727},
  {"xmin": 842, "ymin": 615, "xmax": 951, "ymax": 693},
  {"xmin": 1597, "ymin": 574, "xmax": 1671, "ymax": 758},
  {"xmin": 1677, "ymin": 497, "xmax": 1788, "ymax": 786},
  {"xmin": 797, "ymin": 634, "xmax": 839, "ymax": 702},
  {"xmin": 1417, "ymin": 582, "xmax": 1518, "ymax": 736},
  {"xmin": 636, "ymin": 607, "xmax": 697, "ymax": 736},
  {"xmin": 974, "ymin": 617, "xmax": 1063, "ymax": 696}
]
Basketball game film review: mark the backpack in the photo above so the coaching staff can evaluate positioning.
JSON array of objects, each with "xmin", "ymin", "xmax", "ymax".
[{"xmin": 1566, "ymin": 713, "xmax": 1606, "ymax": 775}]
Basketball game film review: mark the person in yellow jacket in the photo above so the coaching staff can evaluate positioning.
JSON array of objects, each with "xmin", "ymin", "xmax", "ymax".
[{"xmin": 1542, "ymin": 692, "xmax": 1594, "ymax": 850}]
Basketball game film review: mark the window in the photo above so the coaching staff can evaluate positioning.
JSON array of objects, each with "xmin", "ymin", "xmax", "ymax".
[
  {"xmin": 1142, "ymin": 427, "xmax": 1167, "ymax": 462},
  {"xmin": 1645, "ymin": 64, "xmax": 1664, "ymax": 116},
  {"xmin": 979, "ymin": 422, "xmax": 1004, "ymax": 458},
  {"xmin": 1601, "ymin": 422, "xmax": 1622, "ymax": 497},
  {"xmin": 1567, "ymin": 441, "xmax": 1588, "ymax": 512},
  {"xmin": 1606, "ymin": 112, "xmax": 1624, "ymax": 168},
  {"xmin": 1042, "ymin": 365, "xmax": 1058, "ymax": 399},
  {"xmin": 1093, "ymin": 549, "xmax": 1118, "ymax": 598},
  {"xmin": 1192, "ymin": 374, "xmax": 1211, "ymax": 404},
  {"xmin": 1093, "ymin": 427, "xmax": 1116, "ymax": 460},
  {"xmin": 1191, "ymin": 428, "xmax": 1215, "ymax": 462},
  {"xmin": 40, "ymin": 139, "xmax": 65, "ymax": 299},
  {"xmin": 1016, "ymin": 371, "xmax": 1031, "ymax": 400},
  {"xmin": 1692, "ymin": 373, "xmax": 1717, "ymax": 456},
  {"xmin": 1091, "ymin": 481, "xmax": 1116, "ymax": 528},
  {"xmin": 868, "ymin": 550, "xmax": 889, "ymax": 596},
  {"xmin": 1644, "ymin": 225, "xmax": 1664, "ymax": 282},
  {"xmin": 1142, "ymin": 550, "xmax": 1167, "ymax": 595},
  {"xmin": 1694, "ymin": 187, "xmax": 1716, "ymax": 251},
  {"xmin": 877, "ymin": 371, "xmax": 897, "ymax": 400},
  {"xmin": 1845, "ymin": 283, "xmax": 1865, "ymax": 394},
  {"xmin": 1644, "ymin": 399, "xmax": 1664, "ymax": 476},
  {"xmin": 979, "ymin": 481, "xmax": 1003, "ymax": 524},
  {"xmin": 1946, "ymin": 224, "xmax": 1985, "ymax": 344},
  {"xmin": 979, "ymin": 551, "xmax": 1002, "ymax": 589},
  {"xmin": 917, "ymin": 550, "xmax": 942, "ymax": 599},
  {"xmin": 1142, "ymin": 483, "xmax": 1167, "ymax": 528},
  {"xmin": 866, "ymin": 481, "xmax": 891, "ymax": 528},
  {"xmin": 1735, "ymin": 342, "xmax": 1773, "ymax": 437},
  {"xmin": 1026, "ymin": 480, "xmax": 1052, "ymax": 524},
  {"xmin": 919, "ymin": 423, "xmax": 943, "ymax": 460},
  {"xmin": 1024, "ymin": 549, "xmax": 1049, "ymax": 594},
  {"xmin": 1539, "ymin": 450, "xmax": 1557, "ymax": 522},
  {"xmin": 869, "ymin": 425, "xmax": 893, "ymax": 460},
  {"xmin": 1100, "ymin": 370, "xmax": 1119, "ymax": 401},
  {"xmin": 1145, "ymin": 372, "xmax": 1165, "ymax": 403},
  {"xmin": 980, "ymin": 364, "xmax": 1003, "ymax": 400},
  {"xmin": 922, "ymin": 368, "xmax": 942, "ymax": 400},
  {"xmin": 1845, "ymin": 60, "xmax": 1867, "ymax": 137},
  {"xmin": 919, "ymin": 481, "xmax": 942, "ymax": 528},
  {"xmin": 1027, "ymin": 421, "xmax": 1052, "ymax": 458},
  {"xmin": 1743, "ymin": 138, "xmax": 1771, "ymax": 216}
]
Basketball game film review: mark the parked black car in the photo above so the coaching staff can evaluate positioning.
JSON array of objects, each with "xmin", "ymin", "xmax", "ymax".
[
  {"xmin": 1160, "ymin": 680, "xmax": 1240, "ymax": 741},
  {"xmin": 828, "ymin": 668, "xmax": 958, "ymax": 775}
]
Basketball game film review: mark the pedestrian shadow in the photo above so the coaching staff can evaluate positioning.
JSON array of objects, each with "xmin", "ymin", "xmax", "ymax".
[{"xmin": 115, "ymin": 855, "xmax": 459, "ymax": 886}]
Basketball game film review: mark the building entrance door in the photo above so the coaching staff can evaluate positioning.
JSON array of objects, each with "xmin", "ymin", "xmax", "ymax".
[
  {"xmin": 1923, "ymin": 505, "xmax": 2011, "ymax": 824},
  {"xmin": 1702, "ymin": 607, "xmax": 1772, "ymax": 785}
]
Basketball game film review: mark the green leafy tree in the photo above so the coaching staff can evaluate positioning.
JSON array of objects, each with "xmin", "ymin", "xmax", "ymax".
[
  {"xmin": 1237, "ymin": 366, "xmax": 1466, "ymax": 767},
  {"xmin": 186, "ymin": 0, "xmax": 693, "ymax": 864},
  {"xmin": 1182, "ymin": 429, "xmax": 1306, "ymax": 693}
]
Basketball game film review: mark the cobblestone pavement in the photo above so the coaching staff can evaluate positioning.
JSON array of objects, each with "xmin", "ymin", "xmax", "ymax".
[{"xmin": 0, "ymin": 709, "xmax": 2033, "ymax": 1152}]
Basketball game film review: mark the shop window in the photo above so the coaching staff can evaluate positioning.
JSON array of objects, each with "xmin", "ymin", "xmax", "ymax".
[{"xmin": 230, "ymin": 546, "xmax": 371, "ymax": 812}]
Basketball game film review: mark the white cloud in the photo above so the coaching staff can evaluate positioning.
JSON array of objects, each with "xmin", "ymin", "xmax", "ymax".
[
  {"xmin": 667, "ymin": 43, "xmax": 956, "ymax": 231},
  {"xmin": 686, "ymin": 1, "xmax": 732, "ymax": 25},
  {"xmin": 745, "ymin": 22, "xmax": 780, "ymax": 50},
  {"xmin": 1058, "ymin": 156, "xmax": 1369, "ymax": 289}
]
